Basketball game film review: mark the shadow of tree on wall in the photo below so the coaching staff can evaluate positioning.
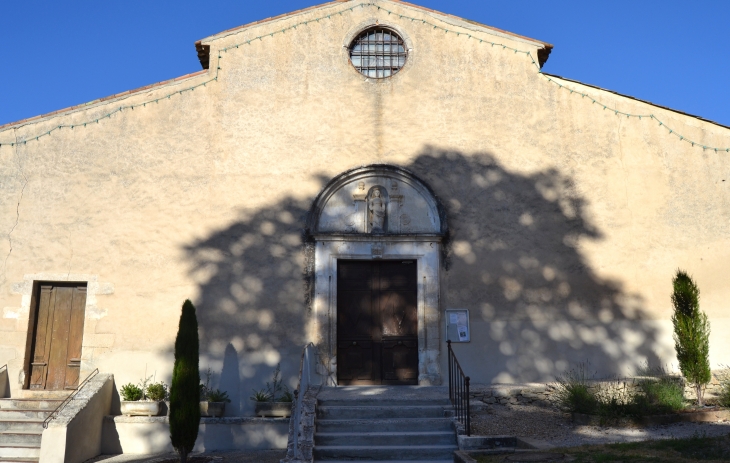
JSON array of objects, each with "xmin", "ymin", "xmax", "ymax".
[
  {"xmin": 180, "ymin": 147, "xmax": 664, "ymax": 414},
  {"xmin": 408, "ymin": 146, "xmax": 662, "ymax": 382},
  {"xmin": 182, "ymin": 196, "xmax": 314, "ymax": 415}
]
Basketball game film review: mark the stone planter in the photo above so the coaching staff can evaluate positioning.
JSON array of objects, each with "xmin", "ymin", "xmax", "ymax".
[
  {"xmin": 200, "ymin": 401, "xmax": 226, "ymax": 417},
  {"xmin": 121, "ymin": 400, "xmax": 161, "ymax": 417},
  {"xmin": 254, "ymin": 401, "xmax": 292, "ymax": 417}
]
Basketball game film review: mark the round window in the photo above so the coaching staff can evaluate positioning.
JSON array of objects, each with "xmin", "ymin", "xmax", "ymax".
[{"xmin": 349, "ymin": 27, "xmax": 407, "ymax": 78}]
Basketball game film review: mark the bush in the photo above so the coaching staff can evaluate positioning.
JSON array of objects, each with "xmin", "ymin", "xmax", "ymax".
[
  {"xmin": 120, "ymin": 383, "xmax": 143, "ymax": 401},
  {"xmin": 146, "ymin": 382, "xmax": 168, "ymax": 402},
  {"xmin": 169, "ymin": 300, "xmax": 200, "ymax": 463},
  {"xmin": 206, "ymin": 389, "xmax": 231, "ymax": 403},
  {"xmin": 249, "ymin": 363, "xmax": 291, "ymax": 403},
  {"xmin": 717, "ymin": 368, "xmax": 730, "ymax": 408},
  {"xmin": 671, "ymin": 270, "xmax": 711, "ymax": 406},
  {"xmin": 631, "ymin": 377, "xmax": 685, "ymax": 415},
  {"xmin": 554, "ymin": 364, "xmax": 598, "ymax": 414}
]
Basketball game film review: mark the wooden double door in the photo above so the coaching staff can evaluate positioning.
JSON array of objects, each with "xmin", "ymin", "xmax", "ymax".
[
  {"xmin": 27, "ymin": 283, "xmax": 86, "ymax": 390},
  {"xmin": 337, "ymin": 260, "xmax": 418, "ymax": 385}
]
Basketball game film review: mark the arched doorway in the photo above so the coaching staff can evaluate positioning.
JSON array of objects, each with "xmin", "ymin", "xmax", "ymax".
[{"xmin": 308, "ymin": 165, "xmax": 446, "ymax": 385}]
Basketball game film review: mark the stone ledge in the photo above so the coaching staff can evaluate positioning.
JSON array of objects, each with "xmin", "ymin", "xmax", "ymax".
[
  {"xmin": 572, "ymin": 408, "xmax": 730, "ymax": 426},
  {"xmin": 105, "ymin": 415, "xmax": 289, "ymax": 424}
]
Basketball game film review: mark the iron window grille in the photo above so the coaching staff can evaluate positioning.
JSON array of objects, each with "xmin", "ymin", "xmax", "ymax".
[{"xmin": 349, "ymin": 27, "xmax": 407, "ymax": 78}]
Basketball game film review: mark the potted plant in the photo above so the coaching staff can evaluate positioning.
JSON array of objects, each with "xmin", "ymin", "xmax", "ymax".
[
  {"xmin": 120, "ymin": 377, "xmax": 168, "ymax": 416},
  {"xmin": 199, "ymin": 368, "xmax": 231, "ymax": 418},
  {"xmin": 250, "ymin": 363, "xmax": 293, "ymax": 417}
]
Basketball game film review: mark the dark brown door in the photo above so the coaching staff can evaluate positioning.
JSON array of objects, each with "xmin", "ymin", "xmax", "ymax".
[
  {"xmin": 337, "ymin": 260, "xmax": 418, "ymax": 385},
  {"xmin": 28, "ymin": 283, "xmax": 86, "ymax": 390}
]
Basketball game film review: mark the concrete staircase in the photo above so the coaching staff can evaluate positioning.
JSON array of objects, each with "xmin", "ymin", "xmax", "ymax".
[
  {"xmin": 313, "ymin": 386, "xmax": 457, "ymax": 462},
  {"xmin": 0, "ymin": 391, "xmax": 70, "ymax": 463}
]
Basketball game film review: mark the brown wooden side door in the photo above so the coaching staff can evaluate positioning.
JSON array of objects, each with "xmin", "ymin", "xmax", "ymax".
[
  {"xmin": 28, "ymin": 283, "xmax": 86, "ymax": 390},
  {"xmin": 337, "ymin": 260, "xmax": 418, "ymax": 385}
]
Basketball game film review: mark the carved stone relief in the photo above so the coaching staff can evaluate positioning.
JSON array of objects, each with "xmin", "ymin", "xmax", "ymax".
[
  {"xmin": 367, "ymin": 186, "xmax": 387, "ymax": 233},
  {"xmin": 314, "ymin": 167, "xmax": 441, "ymax": 235}
]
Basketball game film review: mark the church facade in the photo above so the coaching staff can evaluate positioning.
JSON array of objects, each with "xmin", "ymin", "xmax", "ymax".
[{"xmin": 1, "ymin": 0, "xmax": 729, "ymax": 416}]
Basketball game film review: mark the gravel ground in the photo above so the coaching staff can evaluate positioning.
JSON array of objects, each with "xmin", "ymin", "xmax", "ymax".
[
  {"xmin": 471, "ymin": 402, "xmax": 730, "ymax": 448},
  {"xmin": 87, "ymin": 402, "xmax": 730, "ymax": 461}
]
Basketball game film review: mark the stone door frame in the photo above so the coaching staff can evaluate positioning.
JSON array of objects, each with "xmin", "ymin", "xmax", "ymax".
[{"xmin": 312, "ymin": 235, "xmax": 442, "ymax": 385}]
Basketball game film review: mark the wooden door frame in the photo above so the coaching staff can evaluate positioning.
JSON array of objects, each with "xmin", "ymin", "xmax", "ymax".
[
  {"xmin": 313, "ymin": 235, "xmax": 443, "ymax": 386},
  {"xmin": 336, "ymin": 259, "xmax": 419, "ymax": 385}
]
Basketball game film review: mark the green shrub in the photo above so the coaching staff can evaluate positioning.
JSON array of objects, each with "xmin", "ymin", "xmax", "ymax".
[
  {"xmin": 554, "ymin": 364, "xmax": 598, "ymax": 414},
  {"xmin": 250, "ymin": 389, "xmax": 271, "ymax": 402},
  {"xmin": 169, "ymin": 300, "xmax": 200, "ymax": 463},
  {"xmin": 717, "ymin": 368, "xmax": 730, "ymax": 408},
  {"xmin": 671, "ymin": 270, "xmax": 711, "ymax": 406},
  {"xmin": 146, "ymin": 382, "xmax": 168, "ymax": 402},
  {"xmin": 636, "ymin": 377, "xmax": 685, "ymax": 413},
  {"xmin": 206, "ymin": 389, "xmax": 231, "ymax": 403},
  {"xmin": 120, "ymin": 383, "xmax": 143, "ymax": 401}
]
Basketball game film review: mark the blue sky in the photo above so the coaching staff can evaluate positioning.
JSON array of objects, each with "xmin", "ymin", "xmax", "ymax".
[{"xmin": 2, "ymin": 1, "xmax": 728, "ymax": 127}]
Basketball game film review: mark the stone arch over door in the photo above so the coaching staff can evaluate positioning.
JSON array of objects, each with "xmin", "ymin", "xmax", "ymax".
[{"xmin": 309, "ymin": 165, "xmax": 446, "ymax": 385}]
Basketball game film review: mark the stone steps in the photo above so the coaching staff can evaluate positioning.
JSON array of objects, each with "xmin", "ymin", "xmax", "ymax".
[
  {"xmin": 313, "ymin": 386, "xmax": 456, "ymax": 462},
  {"xmin": 0, "ymin": 392, "xmax": 67, "ymax": 463},
  {"xmin": 316, "ymin": 431, "xmax": 456, "ymax": 446},
  {"xmin": 318, "ymin": 405, "xmax": 449, "ymax": 420},
  {"xmin": 0, "ymin": 411, "xmax": 51, "ymax": 421},
  {"xmin": 12, "ymin": 391, "xmax": 69, "ymax": 401},
  {"xmin": 0, "ymin": 433, "xmax": 41, "ymax": 447},
  {"xmin": 320, "ymin": 461, "xmax": 452, "ymax": 463},
  {"xmin": 0, "ymin": 399, "xmax": 63, "ymax": 411},
  {"xmin": 316, "ymin": 417, "xmax": 455, "ymax": 433},
  {"xmin": 314, "ymin": 445, "xmax": 456, "ymax": 461},
  {"xmin": 0, "ymin": 444, "xmax": 39, "ymax": 459},
  {"xmin": 0, "ymin": 420, "xmax": 45, "ymax": 433}
]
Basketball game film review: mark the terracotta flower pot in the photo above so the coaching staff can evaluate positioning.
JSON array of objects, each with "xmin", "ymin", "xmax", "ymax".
[
  {"xmin": 254, "ymin": 401, "xmax": 292, "ymax": 417},
  {"xmin": 121, "ymin": 400, "xmax": 161, "ymax": 417},
  {"xmin": 200, "ymin": 401, "xmax": 226, "ymax": 417}
]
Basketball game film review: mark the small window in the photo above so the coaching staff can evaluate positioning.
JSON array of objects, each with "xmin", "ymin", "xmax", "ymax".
[{"xmin": 349, "ymin": 27, "xmax": 407, "ymax": 78}]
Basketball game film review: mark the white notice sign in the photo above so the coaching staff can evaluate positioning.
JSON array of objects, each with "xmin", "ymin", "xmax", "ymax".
[{"xmin": 445, "ymin": 309, "xmax": 470, "ymax": 342}]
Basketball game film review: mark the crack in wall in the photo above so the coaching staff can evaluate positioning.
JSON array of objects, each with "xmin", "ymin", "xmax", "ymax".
[
  {"xmin": 3, "ymin": 130, "xmax": 28, "ymax": 285},
  {"xmin": 66, "ymin": 247, "xmax": 74, "ymax": 279}
]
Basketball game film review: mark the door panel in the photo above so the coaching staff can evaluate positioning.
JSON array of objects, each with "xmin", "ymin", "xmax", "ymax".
[
  {"xmin": 382, "ymin": 338, "xmax": 419, "ymax": 383},
  {"xmin": 337, "ymin": 260, "xmax": 417, "ymax": 385},
  {"xmin": 28, "ymin": 283, "xmax": 86, "ymax": 390},
  {"xmin": 337, "ymin": 339, "xmax": 374, "ymax": 382},
  {"xmin": 64, "ymin": 287, "xmax": 86, "ymax": 389},
  {"xmin": 29, "ymin": 286, "xmax": 54, "ymax": 389}
]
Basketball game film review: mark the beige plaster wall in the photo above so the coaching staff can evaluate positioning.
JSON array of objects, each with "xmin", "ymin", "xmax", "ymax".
[{"xmin": 0, "ymin": 0, "xmax": 728, "ymax": 402}]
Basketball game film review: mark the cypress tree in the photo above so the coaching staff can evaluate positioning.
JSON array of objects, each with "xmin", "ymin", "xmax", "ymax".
[
  {"xmin": 671, "ymin": 270, "xmax": 711, "ymax": 407},
  {"xmin": 170, "ymin": 299, "xmax": 200, "ymax": 463}
]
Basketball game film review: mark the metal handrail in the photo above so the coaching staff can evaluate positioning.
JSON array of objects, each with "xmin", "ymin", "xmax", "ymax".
[
  {"xmin": 447, "ymin": 340, "xmax": 470, "ymax": 436},
  {"xmin": 42, "ymin": 368, "xmax": 99, "ymax": 428}
]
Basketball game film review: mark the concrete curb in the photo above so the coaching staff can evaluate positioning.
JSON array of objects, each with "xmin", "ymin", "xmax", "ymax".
[{"xmin": 572, "ymin": 408, "xmax": 730, "ymax": 426}]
